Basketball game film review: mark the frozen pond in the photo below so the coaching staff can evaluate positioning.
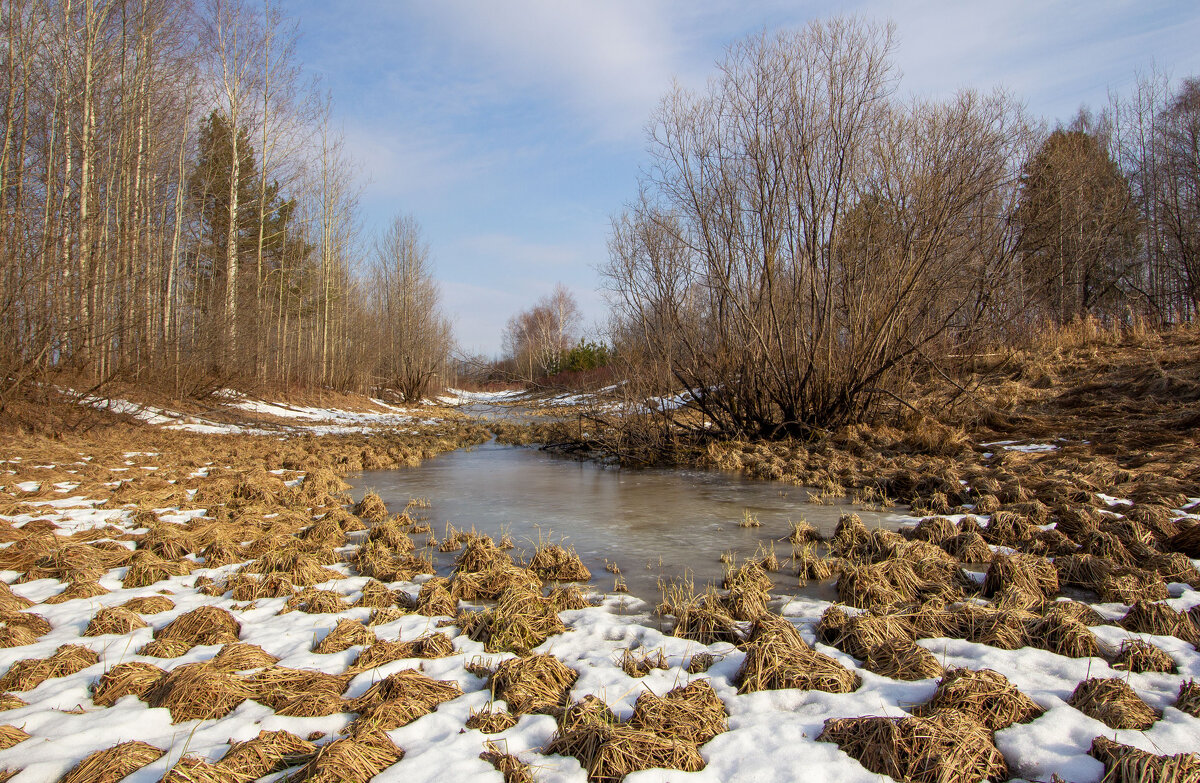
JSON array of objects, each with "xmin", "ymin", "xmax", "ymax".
[{"xmin": 352, "ymin": 440, "xmax": 903, "ymax": 604}]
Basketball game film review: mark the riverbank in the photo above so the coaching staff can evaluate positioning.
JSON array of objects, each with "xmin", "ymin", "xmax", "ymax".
[{"xmin": 0, "ymin": 338, "xmax": 1198, "ymax": 782}]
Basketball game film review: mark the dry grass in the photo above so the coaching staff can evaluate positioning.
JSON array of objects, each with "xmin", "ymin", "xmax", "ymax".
[
  {"xmin": 1089, "ymin": 736, "xmax": 1200, "ymax": 783},
  {"xmin": 91, "ymin": 661, "xmax": 165, "ymax": 706},
  {"xmin": 819, "ymin": 709, "xmax": 1008, "ymax": 783},
  {"xmin": 913, "ymin": 668, "xmax": 1043, "ymax": 730},
  {"xmin": 1112, "ymin": 639, "xmax": 1177, "ymax": 674},
  {"xmin": 735, "ymin": 615, "xmax": 860, "ymax": 694},
  {"xmin": 0, "ymin": 694, "xmax": 26, "ymax": 711},
  {"xmin": 463, "ymin": 585, "xmax": 567, "ymax": 654},
  {"xmin": 0, "ymin": 610, "xmax": 52, "ymax": 648},
  {"xmin": 1067, "ymin": 677, "xmax": 1161, "ymax": 730},
  {"xmin": 1174, "ymin": 680, "xmax": 1200, "ymax": 718},
  {"xmin": 628, "ymin": 679, "xmax": 727, "ymax": 745},
  {"xmin": 547, "ymin": 584, "xmax": 598, "ymax": 610},
  {"xmin": 0, "ymin": 583, "xmax": 32, "ymax": 612},
  {"xmin": 467, "ymin": 706, "xmax": 520, "ymax": 734},
  {"xmin": 346, "ymin": 633, "xmax": 455, "ymax": 674},
  {"xmin": 1120, "ymin": 601, "xmax": 1200, "ymax": 646},
  {"xmin": 146, "ymin": 662, "xmax": 256, "ymax": 723},
  {"xmin": 120, "ymin": 594, "xmax": 175, "ymax": 614},
  {"xmin": 659, "ymin": 580, "xmax": 740, "ymax": 646},
  {"xmin": 529, "ymin": 543, "xmax": 591, "ymax": 582},
  {"xmin": 213, "ymin": 730, "xmax": 316, "ymax": 781},
  {"xmin": 951, "ymin": 605, "xmax": 1032, "ymax": 650},
  {"xmin": 311, "ymin": 618, "xmax": 376, "ymax": 654},
  {"xmin": 44, "ymin": 580, "xmax": 110, "ymax": 604},
  {"xmin": 0, "ymin": 725, "xmax": 28, "ymax": 750},
  {"xmin": 490, "ymin": 653, "xmax": 578, "ymax": 715},
  {"xmin": 1025, "ymin": 609, "xmax": 1101, "ymax": 658},
  {"xmin": 863, "ymin": 640, "xmax": 943, "ymax": 681},
  {"xmin": 209, "ymin": 642, "xmax": 281, "ymax": 672},
  {"xmin": 83, "ymin": 606, "xmax": 148, "ymax": 636},
  {"xmin": 416, "ymin": 577, "xmax": 457, "ymax": 617},
  {"xmin": 247, "ymin": 667, "xmax": 350, "ymax": 712},
  {"xmin": 0, "ymin": 644, "xmax": 98, "ymax": 691},
  {"xmin": 981, "ymin": 552, "xmax": 1058, "ymax": 599},
  {"xmin": 480, "ymin": 741, "xmax": 535, "ymax": 783},
  {"xmin": 58, "ymin": 741, "xmax": 164, "ymax": 783},
  {"xmin": 289, "ymin": 731, "xmax": 403, "ymax": 783},
  {"xmin": 686, "ymin": 653, "xmax": 714, "ymax": 674}
]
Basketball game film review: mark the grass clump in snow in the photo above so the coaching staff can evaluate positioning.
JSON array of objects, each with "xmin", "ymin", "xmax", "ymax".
[
  {"xmin": 0, "ymin": 610, "xmax": 51, "ymax": 648},
  {"xmin": 462, "ymin": 585, "xmax": 566, "ymax": 654},
  {"xmin": 490, "ymin": 653, "xmax": 578, "ymax": 715},
  {"xmin": 628, "ymin": 679, "xmax": 727, "ymax": 745},
  {"xmin": 90, "ymin": 661, "xmax": 165, "ymax": 707},
  {"xmin": 1111, "ymin": 639, "xmax": 1177, "ymax": 674},
  {"xmin": 467, "ymin": 706, "xmax": 520, "ymax": 734},
  {"xmin": 209, "ymin": 642, "xmax": 281, "ymax": 672},
  {"xmin": 145, "ymin": 661, "xmax": 255, "ymax": 723},
  {"xmin": 480, "ymin": 740, "xmax": 535, "ymax": 783},
  {"xmin": 83, "ymin": 606, "xmax": 148, "ymax": 636},
  {"xmin": 529, "ymin": 543, "xmax": 591, "ymax": 582},
  {"xmin": 912, "ymin": 668, "xmax": 1043, "ymax": 730},
  {"xmin": 818, "ymin": 709, "xmax": 1008, "ymax": 783},
  {"xmin": 58, "ymin": 741, "xmax": 164, "ymax": 783},
  {"xmin": 0, "ymin": 725, "xmax": 28, "ymax": 750},
  {"xmin": 658, "ymin": 579, "xmax": 740, "ymax": 646},
  {"xmin": 1067, "ymin": 678, "xmax": 1161, "ymax": 730},
  {"xmin": 344, "ymin": 668, "xmax": 463, "ymax": 732},
  {"xmin": 1089, "ymin": 736, "xmax": 1200, "ymax": 783},
  {"xmin": 289, "ymin": 730, "xmax": 403, "ymax": 783},
  {"xmin": 735, "ymin": 614, "xmax": 860, "ymax": 694},
  {"xmin": 0, "ymin": 644, "xmax": 98, "ymax": 691}
]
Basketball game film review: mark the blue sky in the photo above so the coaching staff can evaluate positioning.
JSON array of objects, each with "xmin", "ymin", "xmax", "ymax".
[{"xmin": 281, "ymin": 0, "xmax": 1200, "ymax": 357}]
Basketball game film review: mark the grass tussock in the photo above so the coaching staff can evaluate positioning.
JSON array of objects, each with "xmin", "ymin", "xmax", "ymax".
[
  {"xmin": 0, "ymin": 583, "xmax": 32, "ymax": 612},
  {"xmin": 311, "ymin": 619, "xmax": 375, "ymax": 654},
  {"xmin": 354, "ymin": 491, "xmax": 389, "ymax": 524},
  {"xmin": 119, "ymin": 594, "xmax": 175, "ymax": 614},
  {"xmin": 735, "ymin": 615, "xmax": 860, "ymax": 694},
  {"xmin": 1025, "ymin": 609, "xmax": 1101, "ymax": 658},
  {"xmin": 0, "ymin": 610, "xmax": 52, "ymax": 648},
  {"xmin": 246, "ymin": 667, "xmax": 350, "ymax": 712},
  {"xmin": 44, "ymin": 580, "xmax": 110, "ymax": 604},
  {"xmin": 659, "ymin": 580, "xmax": 741, "ymax": 646},
  {"xmin": 1174, "ymin": 680, "xmax": 1200, "ymax": 718},
  {"xmin": 467, "ymin": 706, "xmax": 520, "ymax": 734},
  {"xmin": 479, "ymin": 741, "xmax": 535, "ymax": 783},
  {"xmin": 0, "ymin": 725, "xmax": 28, "ymax": 750},
  {"xmin": 346, "ymin": 633, "xmax": 455, "ymax": 674},
  {"xmin": 145, "ymin": 661, "xmax": 256, "ymax": 723},
  {"xmin": 58, "ymin": 741, "xmax": 164, "ymax": 783},
  {"xmin": 0, "ymin": 644, "xmax": 98, "ymax": 691},
  {"xmin": 1067, "ymin": 677, "xmax": 1161, "ymax": 730},
  {"xmin": 863, "ymin": 640, "xmax": 943, "ymax": 681},
  {"xmin": 490, "ymin": 653, "xmax": 578, "ymax": 715},
  {"xmin": 91, "ymin": 661, "xmax": 166, "ymax": 706},
  {"xmin": 628, "ymin": 679, "xmax": 727, "ymax": 745},
  {"xmin": 0, "ymin": 694, "xmax": 27, "ymax": 711},
  {"xmin": 209, "ymin": 642, "xmax": 281, "ymax": 672},
  {"xmin": 818, "ymin": 709, "xmax": 1008, "ymax": 783},
  {"xmin": 1120, "ymin": 601, "xmax": 1200, "ymax": 646},
  {"xmin": 1112, "ymin": 639, "xmax": 1177, "ymax": 674},
  {"xmin": 463, "ymin": 585, "xmax": 567, "ymax": 654},
  {"xmin": 289, "ymin": 731, "xmax": 403, "ymax": 783},
  {"xmin": 1089, "ymin": 736, "xmax": 1200, "ymax": 783},
  {"xmin": 529, "ymin": 543, "xmax": 592, "ymax": 582},
  {"xmin": 142, "ymin": 605, "xmax": 241, "ymax": 657},
  {"xmin": 913, "ymin": 668, "xmax": 1043, "ymax": 730},
  {"xmin": 83, "ymin": 606, "xmax": 148, "ymax": 636}
]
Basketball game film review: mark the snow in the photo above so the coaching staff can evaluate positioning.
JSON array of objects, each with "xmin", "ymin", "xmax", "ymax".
[{"xmin": 2, "ymin": 428, "xmax": 1200, "ymax": 781}]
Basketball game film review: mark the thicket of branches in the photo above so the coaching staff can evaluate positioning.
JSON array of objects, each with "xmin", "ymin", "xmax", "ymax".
[
  {"xmin": 0, "ymin": 0, "xmax": 451, "ymax": 408},
  {"xmin": 603, "ymin": 17, "xmax": 1200, "ymax": 440}
]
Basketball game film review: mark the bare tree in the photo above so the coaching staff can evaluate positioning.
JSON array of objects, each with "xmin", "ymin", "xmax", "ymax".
[
  {"xmin": 604, "ymin": 18, "xmax": 1030, "ymax": 438},
  {"xmin": 502, "ymin": 283, "xmax": 581, "ymax": 382},
  {"xmin": 368, "ymin": 215, "xmax": 453, "ymax": 401}
]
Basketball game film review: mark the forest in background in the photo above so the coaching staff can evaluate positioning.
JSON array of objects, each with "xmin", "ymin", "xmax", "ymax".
[
  {"xmin": 1, "ymin": 6, "xmax": 1198, "ymax": 437},
  {"xmin": 0, "ymin": 0, "xmax": 452, "ymax": 411}
]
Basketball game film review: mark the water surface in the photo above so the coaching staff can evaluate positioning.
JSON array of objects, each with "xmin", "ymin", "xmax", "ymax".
[{"xmin": 353, "ymin": 441, "xmax": 902, "ymax": 604}]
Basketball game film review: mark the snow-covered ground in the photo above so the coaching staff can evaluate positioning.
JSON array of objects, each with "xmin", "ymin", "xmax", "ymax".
[
  {"xmin": 1, "ymin": 462, "xmax": 1198, "ymax": 781},
  {"xmin": 74, "ymin": 391, "xmax": 442, "ymax": 437}
]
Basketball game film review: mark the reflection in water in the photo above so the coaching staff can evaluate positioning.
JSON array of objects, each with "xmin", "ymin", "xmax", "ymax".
[{"xmin": 352, "ymin": 441, "xmax": 902, "ymax": 604}]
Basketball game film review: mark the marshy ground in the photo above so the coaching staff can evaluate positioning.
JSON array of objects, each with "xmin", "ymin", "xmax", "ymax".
[{"xmin": 0, "ymin": 326, "xmax": 1197, "ymax": 782}]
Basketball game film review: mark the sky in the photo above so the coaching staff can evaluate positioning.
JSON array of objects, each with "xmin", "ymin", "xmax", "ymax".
[{"xmin": 281, "ymin": 0, "xmax": 1200, "ymax": 358}]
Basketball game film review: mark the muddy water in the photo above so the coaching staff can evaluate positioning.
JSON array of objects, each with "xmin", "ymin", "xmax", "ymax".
[{"xmin": 353, "ymin": 441, "xmax": 903, "ymax": 605}]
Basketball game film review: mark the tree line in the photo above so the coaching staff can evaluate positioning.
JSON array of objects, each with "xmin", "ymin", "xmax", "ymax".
[
  {"xmin": 0, "ymin": 0, "xmax": 451, "ymax": 407},
  {"xmin": 602, "ymin": 17, "xmax": 1200, "ymax": 439}
]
